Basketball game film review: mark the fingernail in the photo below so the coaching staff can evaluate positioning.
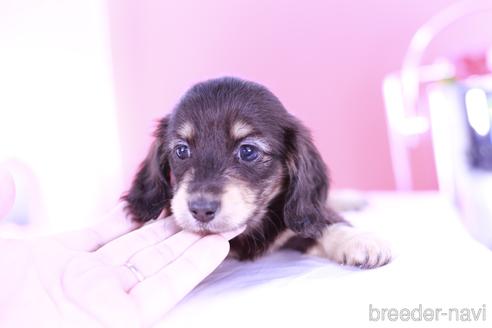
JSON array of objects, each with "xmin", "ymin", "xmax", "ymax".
[{"xmin": 220, "ymin": 225, "xmax": 247, "ymax": 240}]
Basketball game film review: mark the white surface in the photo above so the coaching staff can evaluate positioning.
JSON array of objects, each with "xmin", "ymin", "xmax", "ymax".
[
  {"xmin": 159, "ymin": 193, "xmax": 492, "ymax": 327},
  {"xmin": 0, "ymin": 0, "xmax": 122, "ymax": 232}
]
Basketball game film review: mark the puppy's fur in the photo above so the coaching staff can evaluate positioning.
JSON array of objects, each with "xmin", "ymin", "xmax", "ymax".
[{"xmin": 123, "ymin": 77, "xmax": 391, "ymax": 268}]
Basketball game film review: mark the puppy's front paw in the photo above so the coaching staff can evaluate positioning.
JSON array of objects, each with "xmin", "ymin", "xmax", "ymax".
[{"xmin": 321, "ymin": 224, "xmax": 392, "ymax": 269}]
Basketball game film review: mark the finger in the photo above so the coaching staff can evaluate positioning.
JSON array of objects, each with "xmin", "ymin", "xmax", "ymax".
[
  {"xmin": 0, "ymin": 167, "xmax": 15, "ymax": 220},
  {"xmin": 117, "ymin": 230, "xmax": 202, "ymax": 291},
  {"xmin": 96, "ymin": 218, "xmax": 180, "ymax": 265},
  {"xmin": 130, "ymin": 234, "xmax": 230, "ymax": 325},
  {"xmin": 55, "ymin": 203, "xmax": 142, "ymax": 251},
  {"xmin": 62, "ymin": 256, "xmax": 140, "ymax": 327},
  {"xmin": 220, "ymin": 225, "xmax": 246, "ymax": 240}
]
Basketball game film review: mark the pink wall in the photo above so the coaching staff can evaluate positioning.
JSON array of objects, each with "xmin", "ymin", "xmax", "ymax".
[{"xmin": 108, "ymin": 0, "xmax": 464, "ymax": 191}]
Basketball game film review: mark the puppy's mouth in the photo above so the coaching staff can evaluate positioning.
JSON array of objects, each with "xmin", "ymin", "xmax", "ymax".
[
  {"xmin": 171, "ymin": 205, "xmax": 250, "ymax": 234},
  {"xmin": 170, "ymin": 178, "xmax": 257, "ymax": 235},
  {"xmin": 178, "ymin": 219, "xmax": 247, "ymax": 235}
]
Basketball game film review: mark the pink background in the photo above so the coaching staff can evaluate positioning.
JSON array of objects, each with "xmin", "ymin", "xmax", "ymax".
[{"xmin": 107, "ymin": 0, "xmax": 492, "ymax": 191}]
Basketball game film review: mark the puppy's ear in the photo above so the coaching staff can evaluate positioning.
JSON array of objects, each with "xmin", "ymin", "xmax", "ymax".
[
  {"xmin": 283, "ymin": 123, "xmax": 338, "ymax": 238},
  {"xmin": 123, "ymin": 116, "xmax": 172, "ymax": 222}
]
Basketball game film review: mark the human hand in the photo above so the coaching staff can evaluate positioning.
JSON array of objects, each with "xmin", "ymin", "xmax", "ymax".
[{"xmin": 0, "ymin": 168, "xmax": 243, "ymax": 327}]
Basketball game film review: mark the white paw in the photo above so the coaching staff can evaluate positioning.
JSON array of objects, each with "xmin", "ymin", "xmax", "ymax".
[{"xmin": 322, "ymin": 224, "xmax": 392, "ymax": 269}]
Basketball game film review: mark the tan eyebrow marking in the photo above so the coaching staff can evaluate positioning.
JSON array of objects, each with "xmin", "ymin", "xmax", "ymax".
[
  {"xmin": 231, "ymin": 121, "xmax": 254, "ymax": 140},
  {"xmin": 243, "ymin": 137, "xmax": 271, "ymax": 152},
  {"xmin": 177, "ymin": 121, "xmax": 194, "ymax": 140}
]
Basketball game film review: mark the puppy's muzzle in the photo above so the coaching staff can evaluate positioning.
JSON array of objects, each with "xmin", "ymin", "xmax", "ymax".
[{"xmin": 188, "ymin": 196, "xmax": 220, "ymax": 223}]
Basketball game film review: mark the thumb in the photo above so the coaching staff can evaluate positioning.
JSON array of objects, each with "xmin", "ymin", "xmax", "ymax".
[{"xmin": 0, "ymin": 167, "xmax": 15, "ymax": 220}]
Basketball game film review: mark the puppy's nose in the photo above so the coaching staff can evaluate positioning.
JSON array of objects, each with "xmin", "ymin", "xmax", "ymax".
[{"xmin": 188, "ymin": 198, "xmax": 220, "ymax": 223}]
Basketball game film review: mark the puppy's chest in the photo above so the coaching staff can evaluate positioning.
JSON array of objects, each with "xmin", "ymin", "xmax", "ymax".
[
  {"xmin": 228, "ymin": 232, "xmax": 278, "ymax": 260},
  {"xmin": 228, "ymin": 229, "xmax": 316, "ymax": 260}
]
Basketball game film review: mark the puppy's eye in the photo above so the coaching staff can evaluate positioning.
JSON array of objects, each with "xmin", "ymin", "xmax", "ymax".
[
  {"xmin": 175, "ymin": 145, "xmax": 191, "ymax": 159},
  {"xmin": 239, "ymin": 144, "xmax": 260, "ymax": 162}
]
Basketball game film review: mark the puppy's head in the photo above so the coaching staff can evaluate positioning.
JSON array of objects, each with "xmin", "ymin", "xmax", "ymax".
[{"xmin": 124, "ymin": 77, "xmax": 329, "ymax": 237}]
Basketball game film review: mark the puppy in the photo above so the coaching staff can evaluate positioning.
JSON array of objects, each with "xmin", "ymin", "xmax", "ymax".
[{"xmin": 123, "ymin": 77, "xmax": 391, "ymax": 268}]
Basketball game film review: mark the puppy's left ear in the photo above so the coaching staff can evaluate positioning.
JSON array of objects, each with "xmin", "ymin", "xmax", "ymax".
[
  {"xmin": 283, "ymin": 123, "xmax": 339, "ymax": 238},
  {"xmin": 122, "ymin": 116, "xmax": 172, "ymax": 223}
]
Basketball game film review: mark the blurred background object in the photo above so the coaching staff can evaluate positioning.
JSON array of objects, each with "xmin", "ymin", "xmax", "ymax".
[
  {"xmin": 0, "ymin": 167, "xmax": 15, "ymax": 220},
  {"xmin": 383, "ymin": 0, "xmax": 492, "ymax": 247},
  {"xmin": 0, "ymin": 0, "xmax": 123, "ymax": 234}
]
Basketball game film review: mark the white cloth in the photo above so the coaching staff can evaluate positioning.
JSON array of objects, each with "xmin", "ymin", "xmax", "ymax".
[{"xmin": 159, "ymin": 193, "xmax": 492, "ymax": 328}]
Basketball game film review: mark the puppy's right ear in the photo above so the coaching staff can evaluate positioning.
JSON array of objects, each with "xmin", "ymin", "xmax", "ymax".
[{"xmin": 123, "ymin": 116, "xmax": 172, "ymax": 222}]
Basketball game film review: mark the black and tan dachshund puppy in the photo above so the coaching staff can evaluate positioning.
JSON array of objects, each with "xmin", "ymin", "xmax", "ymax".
[{"xmin": 123, "ymin": 77, "xmax": 391, "ymax": 268}]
